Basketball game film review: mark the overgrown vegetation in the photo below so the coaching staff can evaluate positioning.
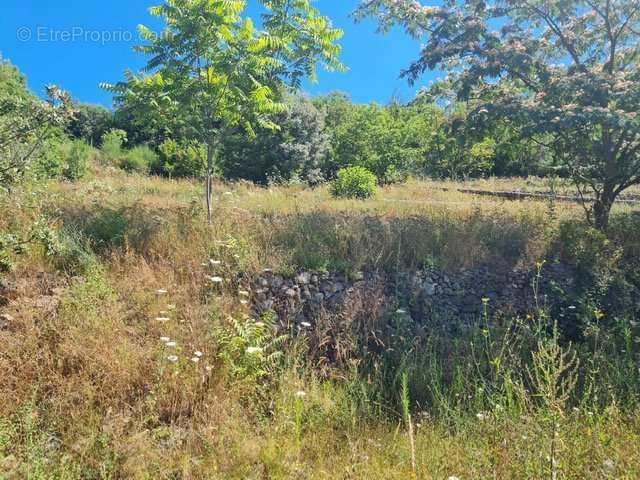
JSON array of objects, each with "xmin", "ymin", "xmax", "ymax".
[
  {"xmin": 0, "ymin": 170, "xmax": 639, "ymax": 478},
  {"xmin": 1, "ymin": 0, "xmax": 640, "ymax": 477}
]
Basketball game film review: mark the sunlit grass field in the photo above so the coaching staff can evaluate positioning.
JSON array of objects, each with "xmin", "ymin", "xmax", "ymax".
[{"xmin": 1, "ymin": 169, "xmax": 639, "ymax": 479}]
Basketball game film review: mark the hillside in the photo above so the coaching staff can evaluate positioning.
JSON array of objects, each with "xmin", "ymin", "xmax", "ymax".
[{"xmin": 1, "ymin": 170, "xmax": 639, "ymax": 478}]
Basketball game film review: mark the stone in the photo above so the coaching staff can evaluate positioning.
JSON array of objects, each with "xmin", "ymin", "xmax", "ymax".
[
  {"xmin": 296, "ymin": 272, "xmax": 311, "ymax": 285},
  {"xmin": 285, "ymin": 288, "xmax": 297, "ymax": 298},
  {"xmin": 0, "ymin": 313, "xmax": 13, "ymax": 330},
  {"xmin": 423, "ymin": 281, "xmax": 437, "ymax": 296}
]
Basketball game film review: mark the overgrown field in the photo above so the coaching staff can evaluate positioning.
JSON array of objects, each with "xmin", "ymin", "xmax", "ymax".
[{"xmin": 1, "ymin": 170, "xmax": 640, "ymax": 479}]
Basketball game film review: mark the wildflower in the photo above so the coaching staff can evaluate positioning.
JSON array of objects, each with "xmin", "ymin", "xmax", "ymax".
[
  {"xmin": 568, "ymin": 305, "xmax": 576, "ymax": 310},
  {"xmin": 156, "ymin": 289, "xmax": 168, "ymax": 295},
  {"xmin": 210, "ymin": 259, "xmax": 222, "ymax": 266},
  {"xmin": 167, "ymin": 355, "xmax": 179, "ymax": 363},
  {"xmin": 160, "ymin": 336, "xmax": 171, "ymax": 343},
  {"xmin": 301, "ymin": 322, "xmax": 312, "ymax": 328},
  {"xmin": 254, "ymin": 322, "xmax": 265, "ymax": 328},
  {"xmin": 295, "ymin": 390, "xmax": 306, "ymax": 398},
  {"xmin": 194, "ymin": 351, "xmax": 203, "ymax": 358},
  {"xmin": 603, "ymin": 458, "xmax": 615, "ymax": 471},
  {"xmin": 448, "ymin": 477, "xmax": 461, "ymax": 480},
  {"xmin": 209, "ymin": 276, "xmax": 223, "ymax": 284},
  {"xmin": 481, "ymin": 297, "xmax": 490, "ymax": 304},
  {"xmin": 205, "ymin": 365, "xmax": 213, "ymax": 372},
  {"xmin": 165, "ymin": 341, "xmax": 177, "ymax": 348},
  {"xmin": 155, "ymin": 317, "xmax": 170, "ymax": 323},
  {"xmin": 191, "ymin": 357, "xmax": 200, "ymax": 363},
  {"xmin": 396, "ymin": 308, "xmax": 406, "ymax": 314},
  {"xmin": 240, "ymin": 299, "xmax": 248, "ymax": 305},
  {"xmin": 239, "ymin": 290, "xmax": 250, "ymax": 297},
  {"xmin": 246, "ymin": 346, "xmax": 263, "ymax": 354},
  {"xmin": 476, "ymin": 412, "xmax": 487, "ymax": 421}
]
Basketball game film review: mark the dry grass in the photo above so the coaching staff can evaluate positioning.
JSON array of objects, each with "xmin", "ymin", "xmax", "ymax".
[{"xmin": 0, "ymin": 170, "xmax": 639, "ymax": 478}]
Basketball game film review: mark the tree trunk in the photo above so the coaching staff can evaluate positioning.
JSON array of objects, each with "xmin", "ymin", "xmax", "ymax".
[
  {"xmin": 206, "ymin": 142, "xmax": 215, "ymax": 225},
  {"xmin": 593, "ymin": 186, "xmax": 615, "ymax": 230}
]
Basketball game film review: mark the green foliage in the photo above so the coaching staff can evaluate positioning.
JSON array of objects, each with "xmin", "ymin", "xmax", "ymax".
[
  {"xmin": 104, "ymin": 0, "xmax": 343, "ymax": 220},
  {"xmin": 0, "ymin": 60, "xmax": 73, "ymax": 188},
  {"xmin": 315, "ymin": 93, "xmax": 443, "ymax": 181},
  {"xmin": 220, "ymin": 94, "xmax": 330, "ymax": 184},
  {"xmin": 99, "ymin": 128, "xmax": 127, "ymax": 166},
  {"xmin": 61, "ymin": 140, "xmax": 92, "ymax": 181},
  {"xmin": 330, "ymin": 166, "xmax": 377, "ymax": 199},
  {"xmin": 67, "ymin": 103, "xmax": 113, "ymax": 146},
  {"xmin": 154, "ymin": 138, "xmax": 206, "ymax": 178},
  {"xmin": 0, "ymin": 220, "xmax": 60, "ymax": 273},
  {"xmin": 216, "ymin": 313, "xmax": 288, "ymax": 391},
  {"xmin": 120, "ymin": 145, "xmax": 157, "ymax": 174},
  {"xmin": 358, "ymin": 0, "xmax": 640, "ymax": 228}
]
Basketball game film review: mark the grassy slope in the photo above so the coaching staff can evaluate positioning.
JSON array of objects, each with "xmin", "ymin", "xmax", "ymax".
[{"xmin": 0, "ymin": 170, "xmax": 639, "ymax": 479}]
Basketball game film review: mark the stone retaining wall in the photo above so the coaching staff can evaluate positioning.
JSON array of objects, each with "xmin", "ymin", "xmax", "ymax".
[{"xmin": 250, "ymin": 262, "xmax": 577, "ymax": 327}]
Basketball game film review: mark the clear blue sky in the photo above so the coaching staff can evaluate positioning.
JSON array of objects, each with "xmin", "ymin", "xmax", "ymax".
[{"xmin": 0, "ymin": 0, "xmax": 439, "ymax": 107}]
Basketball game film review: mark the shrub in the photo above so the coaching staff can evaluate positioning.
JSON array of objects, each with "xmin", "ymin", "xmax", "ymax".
[
  {"xmin": 330, "ymin": 166, "xmax": 377, "ymax": 199},
  {"xmin": 153, "ymin": 138, "xmax": 206, "ymax": 178},
  {"xmin": 62, "ymin": 140, "xmax": 91, "ymax": 181},
  {"xmin": 99, "ymin": 129, "xmax": 127, "ymax": 165},
  {"xmin": 120, "ymin": 145, "xmax": 156, "ymax": 174}
]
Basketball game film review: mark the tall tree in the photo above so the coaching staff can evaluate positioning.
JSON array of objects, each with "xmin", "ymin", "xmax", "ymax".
[
  {"xmin": 105, "ymin": 0, "xmax": 343, "ymax": 223},
  {"xmin": 0, "ymin": 59, "xmax": 73, "ymax": 189},
  {"xmin": 357, "ymin": 0, "xmax": 640, "ymax": 228}
]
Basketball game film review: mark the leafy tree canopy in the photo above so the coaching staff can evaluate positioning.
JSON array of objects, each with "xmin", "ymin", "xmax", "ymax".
[{"xmin": 357, "ymin": 0, "xmax": 640, "ymax": 228}]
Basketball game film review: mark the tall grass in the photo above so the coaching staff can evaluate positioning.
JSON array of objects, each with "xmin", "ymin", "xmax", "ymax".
[{"xmin": 0, "ymin": 170, "xmax": 639, "ymax": 478}]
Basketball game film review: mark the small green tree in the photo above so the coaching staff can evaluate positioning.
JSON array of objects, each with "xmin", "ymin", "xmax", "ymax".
[
  {"xmin": 331, "ymin": 166, "xmax": 378, "ymax": 199},
  {"xmin": 105, "ymin": 0, "xmax": 343, "ymax": 223}
]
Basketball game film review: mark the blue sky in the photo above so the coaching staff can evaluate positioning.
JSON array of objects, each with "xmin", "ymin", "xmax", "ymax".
[{"xmin": 0, "ymin": 0, "xmax": 438, "ymax": 107}]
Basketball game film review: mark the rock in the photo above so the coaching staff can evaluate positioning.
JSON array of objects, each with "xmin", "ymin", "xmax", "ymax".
[
  {"xmin": 285, "ymin": 288, "xmax": 297, "ymax": 298},
  {"xmin": 423, "ymin": 281, "xmax": 437, "ymax": 296},
  {"xmin": 0, "ymin": 313, "xmax": 13, "ymax": 330},
  {"xmin": 296, "ymin": 272, "xmax": 311, "ymax": 285},
  {"xmin": 272, "ymin": 276, "xmax": 284, "ymax": 289}
]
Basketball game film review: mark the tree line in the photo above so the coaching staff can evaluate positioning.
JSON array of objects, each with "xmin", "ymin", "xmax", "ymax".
[{"xmin": 1, "ymin": 0, "xmax": 638, "ymax": 229}]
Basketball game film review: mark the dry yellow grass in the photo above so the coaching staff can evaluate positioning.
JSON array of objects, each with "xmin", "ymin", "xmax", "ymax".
[{"xmin": 1, "ymin": 170, "xmax": 639, "ymax": 479}]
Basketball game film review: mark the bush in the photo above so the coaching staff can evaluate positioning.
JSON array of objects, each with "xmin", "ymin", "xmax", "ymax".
[
  {"xmin": 153, "ymin": 139, "xmax": 206, "ymax": 178},
  {"xmin": 120, "ymin": 145, "xmax": 156, "ymax": 174},
  {"xmin": 100, "ymin": 129, "xmax": 127, "ymax": 166},
  {"xmin": 330, "ymin": 166, "xmax": 377, "ymax": 199},
  {"xmin": 62, "ymin": 140, "xmax": 91, "ymax": 181}
]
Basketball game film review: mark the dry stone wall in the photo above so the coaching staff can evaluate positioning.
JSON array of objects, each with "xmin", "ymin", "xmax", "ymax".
[{"xmin": 250, "ymin": 262, "xmax": 577, "ymax": 327}]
